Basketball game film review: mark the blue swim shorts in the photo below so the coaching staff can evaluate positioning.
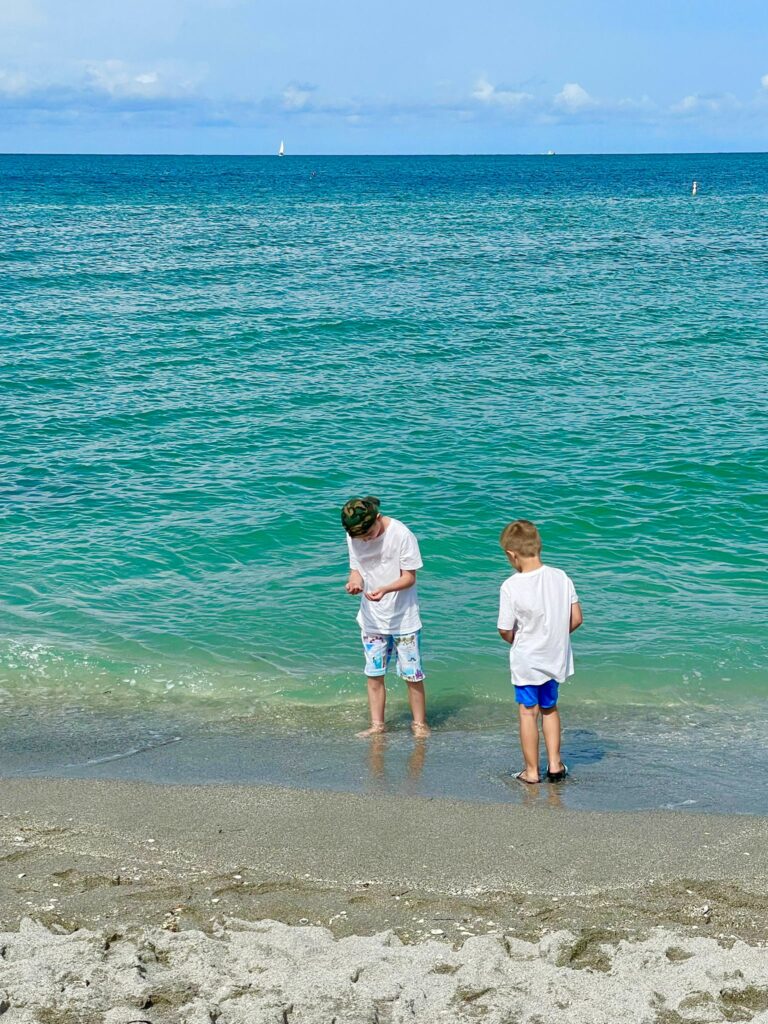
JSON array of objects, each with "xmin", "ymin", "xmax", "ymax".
[
  {"xmin": 514, "ymin": 679, "xmax": 559, "ymax": 709},
  {"xmin": 362, "ymin": 631, "xmax": 425, "ymax": 682}
]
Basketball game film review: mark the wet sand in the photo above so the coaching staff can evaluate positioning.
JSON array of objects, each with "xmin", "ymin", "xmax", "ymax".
[
  {"xmin": 1, "ymin": 778, "xmax": 767, "ymax": 1022},
  {"xmin": 5, "ymin": 700, "xmax": 768, "ymax": 815}
]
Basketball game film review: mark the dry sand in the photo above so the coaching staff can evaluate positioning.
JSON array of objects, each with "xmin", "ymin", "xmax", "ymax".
[{"xmin": 1, "ymin": 778, "xmax": 767, "ymax": 1022}]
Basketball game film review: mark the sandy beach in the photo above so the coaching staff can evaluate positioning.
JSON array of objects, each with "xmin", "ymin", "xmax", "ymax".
[{"xmin": 1, "ymin": 778, "xmax": 768, "ymax": 1022}]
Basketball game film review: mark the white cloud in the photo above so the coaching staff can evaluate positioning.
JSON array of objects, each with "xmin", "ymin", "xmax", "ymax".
[
  {"xmin": 472, "ymin": 76, "xmax": 532, "ymax": 107},
  {"xmin": 672, "ymin": 94, "xmax": 699, "ymax": 113},
  {"xmin": 0, "ymin": 61, "xmax": 762, "ymax": 139},
  {"xmin": 281, "ymin": 83, "xmax": 314, "ymax": 110},
  {"xmin": 0, "ymin": 69, "xmax": 30, "ymax": 95},
  {"xmin": 670, "ymin": 92, "xmax": 739, "ymax": 116},
  {"xmin": 83, "ymin": 60, "xmax": 198, "ymax": 99},
  {"xmin": 554, "ymin": 82, "xmax": 594, "ymax": 110}
]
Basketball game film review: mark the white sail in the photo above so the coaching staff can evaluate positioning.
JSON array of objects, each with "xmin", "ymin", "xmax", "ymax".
[{"xmin": 278, "ymin": 140, "xmax": 285, "ymax": 157}]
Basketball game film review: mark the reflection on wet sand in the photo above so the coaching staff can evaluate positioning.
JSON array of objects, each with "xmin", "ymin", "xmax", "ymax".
[
  {"xmin": 504, "ymin": 773, "xmax": 565, "ymax": 809},
  {"xmin": 365, "ymin": 734, "xmax": 428, "ymax": 792},
  {"xmin": 363, "ymin": 734, "xmax": 568, "ymax": 806}
]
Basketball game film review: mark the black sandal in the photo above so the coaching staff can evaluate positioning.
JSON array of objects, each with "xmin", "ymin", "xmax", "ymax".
[{"xmin": 546, "ymin": 763, "xmax": 569, "ymax": 782}]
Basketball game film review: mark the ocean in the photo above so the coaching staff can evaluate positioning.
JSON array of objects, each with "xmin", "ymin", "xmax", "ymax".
[{"xmin": 2, "ymin": 153, "xmax": 766, "ymax": 811}]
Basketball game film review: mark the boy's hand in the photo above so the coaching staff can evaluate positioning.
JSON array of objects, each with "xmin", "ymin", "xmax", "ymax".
[
  {"xmin": 345, "ymin": 571, "xmax": 364, "ymax": 595},
  {"xmin": 364, "ymin": 570, "xmax": 415, "ymax": 602}
]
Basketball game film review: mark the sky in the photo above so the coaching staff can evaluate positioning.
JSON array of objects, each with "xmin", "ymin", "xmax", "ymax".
[{"xmin": 1, "ymin": 0, "xmax": 767, "ymax": 154}]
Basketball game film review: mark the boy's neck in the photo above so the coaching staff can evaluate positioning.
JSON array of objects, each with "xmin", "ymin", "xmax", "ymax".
[{"xmin": 516, "ymin": 556, "xmax": 543, "ymax": 573}]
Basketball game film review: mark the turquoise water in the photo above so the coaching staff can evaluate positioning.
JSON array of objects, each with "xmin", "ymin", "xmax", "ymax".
[{"xmin": 1, "ymin": 154, "xmax": 767, "ymax": 806}]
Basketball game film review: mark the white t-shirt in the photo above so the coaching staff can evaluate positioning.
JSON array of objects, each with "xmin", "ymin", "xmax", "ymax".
[
  {"xmin": 347, "ymin": 518, "xmax": 423, "ymax": 634},
  {"xmin": 497, "ymin": 564, "xmax": 579, "ymax": 686}
]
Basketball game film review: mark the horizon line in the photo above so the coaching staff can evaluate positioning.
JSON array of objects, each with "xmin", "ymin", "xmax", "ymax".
[{"xmin": 1, "ymin": 149, "xmax": 768, "ymax": 158}]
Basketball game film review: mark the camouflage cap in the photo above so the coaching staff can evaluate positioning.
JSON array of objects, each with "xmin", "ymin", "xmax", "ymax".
[{"xmin": 341, "ymin": 495, "xmax": 381, "ymax": 537}]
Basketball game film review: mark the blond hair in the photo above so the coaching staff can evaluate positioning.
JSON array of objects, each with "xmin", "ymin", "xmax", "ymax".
[{"xmin": 499, "ymin": 519, "xmax": 542, "ymax": 558}]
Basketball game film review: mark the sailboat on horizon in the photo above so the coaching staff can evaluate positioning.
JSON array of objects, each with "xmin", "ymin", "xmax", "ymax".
[{"xmin": 278, "ymin": 140, "xmax": 285, "ymax": 157}]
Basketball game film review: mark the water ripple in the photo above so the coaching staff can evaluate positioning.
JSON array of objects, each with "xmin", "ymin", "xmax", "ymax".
[{"xmin": 1, "ymin": 154, "xmax": 766, "ymax": 711}]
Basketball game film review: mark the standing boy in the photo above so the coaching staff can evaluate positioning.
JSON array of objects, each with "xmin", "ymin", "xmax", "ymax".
[
  {"xmin": 341, "ymin": 496, "xmax": 430, "ymax": 738},
  {"xmin": 497, "ymin": 519, "xmax": 582, "ymax": 783}
]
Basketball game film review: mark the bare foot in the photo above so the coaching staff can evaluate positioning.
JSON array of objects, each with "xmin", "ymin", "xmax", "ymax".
[
  {"xmin": 356, "ymin": 723, "xmax": 386, "ymax": 738},
  {"xmin": 411, "ymin": 721, "xmax": 431, "ymax": 739}
]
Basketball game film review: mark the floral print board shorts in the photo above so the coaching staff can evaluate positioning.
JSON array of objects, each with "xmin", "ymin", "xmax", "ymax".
[{"xmin": 361, "ymin": 631, "xmax": 425, "ymax": 682}]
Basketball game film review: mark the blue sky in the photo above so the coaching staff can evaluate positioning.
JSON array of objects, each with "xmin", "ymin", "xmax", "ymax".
[{"xmin": 1, "ymin": 0, "xmax": 767, "ymax": 153}]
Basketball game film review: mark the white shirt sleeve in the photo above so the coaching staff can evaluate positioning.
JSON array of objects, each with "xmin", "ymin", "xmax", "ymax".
[
  {"xmin": 347, "ymin": 536, "xmax": 362, "ymax": 572},
  {"xmin": 497, "ymin": 583, "xmax": 517, "ymax": 630},
  {"xmin": 567, "ymin": 574, "xmax": 579, "ymax": 604},
  {"xmin": 399, "ymin": 528, "xmax": 424, "ymax": 571}
]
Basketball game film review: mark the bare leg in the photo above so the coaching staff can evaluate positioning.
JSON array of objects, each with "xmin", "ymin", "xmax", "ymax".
[
  {"xmin": 518, "ymin": 704, "xmax": 540, "ymax": 782},
  {"xmin": 356, "ymin": 676, "xmax": 386, "ymax": 738},
  {"xmin": 541, "ymin": 706, "xmax": 563, "ymax": 773},
  {"xmin": 406, "ymin": 680, "xmax": 430, "ymax": 737}
]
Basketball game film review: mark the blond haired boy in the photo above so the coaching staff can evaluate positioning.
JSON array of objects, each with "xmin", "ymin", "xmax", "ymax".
[{"xmin": 497, "ymin": 519, "xmax": 582, "ymax": 783}]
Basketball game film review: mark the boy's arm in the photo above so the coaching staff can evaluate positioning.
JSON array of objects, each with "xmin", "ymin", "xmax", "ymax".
[
  {"xmin": 345, "ymin": 569, "xmax": 364, "ymax": 595},
  {"xmin": 345, "ymin": 535, "xmax": 364, "ymax": 594},
  {"xmin": 498, "ymin": 583, "xmax": 516, "ymax": 644},
  {"xmin": 569, "ymin": 602, "xmax": 583, "ymax": 633},
  {"xmin": 365, "ymin": 570, "xmax": 416, "ymax": 602}
]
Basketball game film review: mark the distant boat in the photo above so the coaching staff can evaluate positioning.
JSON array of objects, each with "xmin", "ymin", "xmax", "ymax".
[
  {"xmin": 546, "ymin": 150, "xmax": 556, "ymax": 156},
  {"xmin": 278, "ymin": 140, "xmax": 285, "ymax": 157}
]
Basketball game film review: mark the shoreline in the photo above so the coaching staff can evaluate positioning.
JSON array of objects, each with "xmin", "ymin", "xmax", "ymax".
[
  {"xmin": 2, "ymin": 778, "xmax": 768, "ymax": 1021},
  {"xmin": 4, "ymin": 700, "xmax": 768, "ymax": 815}
]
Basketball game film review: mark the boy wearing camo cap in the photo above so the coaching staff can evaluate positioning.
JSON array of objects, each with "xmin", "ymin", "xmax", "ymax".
[{"xmin": 341, "ymin": 496, "xmax": 430, "ymax": 738}]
